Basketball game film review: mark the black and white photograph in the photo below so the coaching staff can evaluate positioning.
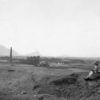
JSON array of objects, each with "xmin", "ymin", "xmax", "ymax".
[{"xmin": 0, "ymin": 0, "xmax": 100, "ymax": 100}]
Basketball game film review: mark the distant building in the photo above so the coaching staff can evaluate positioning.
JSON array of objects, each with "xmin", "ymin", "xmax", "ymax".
[{"xmin": 39, "ymin": 61, "xmax": 49, "ymax": 67}]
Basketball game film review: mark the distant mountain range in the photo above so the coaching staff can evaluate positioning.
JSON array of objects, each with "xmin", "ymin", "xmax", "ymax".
[
  {"xmin": 25, "ymin": 51, "xmax": 40, "ymax": 56},
  {"xmin": 0, "ymin": 45, "xmax": 40, "ymax": 57},
  {"xmin": 0, "ymin": 45, "xmax": 19, "ymax": 56}
]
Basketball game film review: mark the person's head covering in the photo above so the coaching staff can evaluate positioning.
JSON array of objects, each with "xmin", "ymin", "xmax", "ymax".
[{"xmin": 94, "ymin": 61, "xmax": 99, "ymax": 66}]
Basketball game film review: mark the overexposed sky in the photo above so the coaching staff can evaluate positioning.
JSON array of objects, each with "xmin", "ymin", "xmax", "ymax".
[{"xmin": 0, "ymin": 0, "xmax": 100, "ymax": 57}]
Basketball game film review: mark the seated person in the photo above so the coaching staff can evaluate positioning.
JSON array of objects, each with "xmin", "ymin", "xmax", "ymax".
[{"xmin": 86, "ymin": 61, "xmax": 99, "ymax": 79}]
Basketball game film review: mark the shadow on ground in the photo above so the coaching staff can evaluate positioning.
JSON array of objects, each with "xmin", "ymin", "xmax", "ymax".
[{"xmin": 33, "ymin": 72, "xmax": 100, "ymax": 100}]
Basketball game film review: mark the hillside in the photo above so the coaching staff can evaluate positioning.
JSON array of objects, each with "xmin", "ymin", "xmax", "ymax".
[{"xmin": 0, "ymin": 45, "xmax": 19, "ymax": 56}]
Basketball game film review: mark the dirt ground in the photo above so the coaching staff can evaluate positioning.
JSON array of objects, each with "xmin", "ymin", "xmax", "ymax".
[{"xmin": 0, "ymin": 63, "xmax": 99, "ymax": 100}]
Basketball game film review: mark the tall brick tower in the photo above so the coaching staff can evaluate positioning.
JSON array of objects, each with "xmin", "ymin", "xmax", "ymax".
[{"xmin": 10, "ymin": 47, "xmax": 12, "ymax": 65}]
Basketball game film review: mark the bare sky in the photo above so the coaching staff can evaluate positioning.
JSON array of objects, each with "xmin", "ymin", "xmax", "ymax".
[{"xmin": 0, "ymin": 0, "xmax": 100, "ymax": 57}]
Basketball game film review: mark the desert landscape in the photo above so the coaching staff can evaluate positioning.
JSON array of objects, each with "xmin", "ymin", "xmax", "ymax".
[
  {"xmin": 0, "ymin": 56, "xmax": 100, "ymax": 100},
  {"xmin": 0, "ymin": 0, "xmax": 100, "ymax": 99}
]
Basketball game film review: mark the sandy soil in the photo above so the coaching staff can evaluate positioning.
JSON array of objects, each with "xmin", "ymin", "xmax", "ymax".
[{"xmin": 0, "ymin": 63, "xmax": 90, "ymax": 100}]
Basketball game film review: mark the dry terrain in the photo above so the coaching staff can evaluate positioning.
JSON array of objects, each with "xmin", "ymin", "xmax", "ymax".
[{"xmin": 0, "ymin": 61, "xmax": 99, "ymax": 100}]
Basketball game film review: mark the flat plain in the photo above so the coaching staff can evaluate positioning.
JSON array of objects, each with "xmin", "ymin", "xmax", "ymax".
[{"xmin": 0, "ymin": 58, "xmax": 99, "ymax": 100}]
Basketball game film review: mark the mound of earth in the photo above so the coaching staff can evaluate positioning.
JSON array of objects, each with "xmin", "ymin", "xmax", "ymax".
[
  {"xmin": 1, "ymin": 65, "xmax": 100, "ymax": 100},
  {"xmin": 33, "ymin": 72, "xmax": 100, "ymax": 100}
]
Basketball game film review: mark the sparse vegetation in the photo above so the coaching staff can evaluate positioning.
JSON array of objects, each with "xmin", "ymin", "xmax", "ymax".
[{"xmin": 0, "ymin": 57, "xmax": 99, "ymax": 100}]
